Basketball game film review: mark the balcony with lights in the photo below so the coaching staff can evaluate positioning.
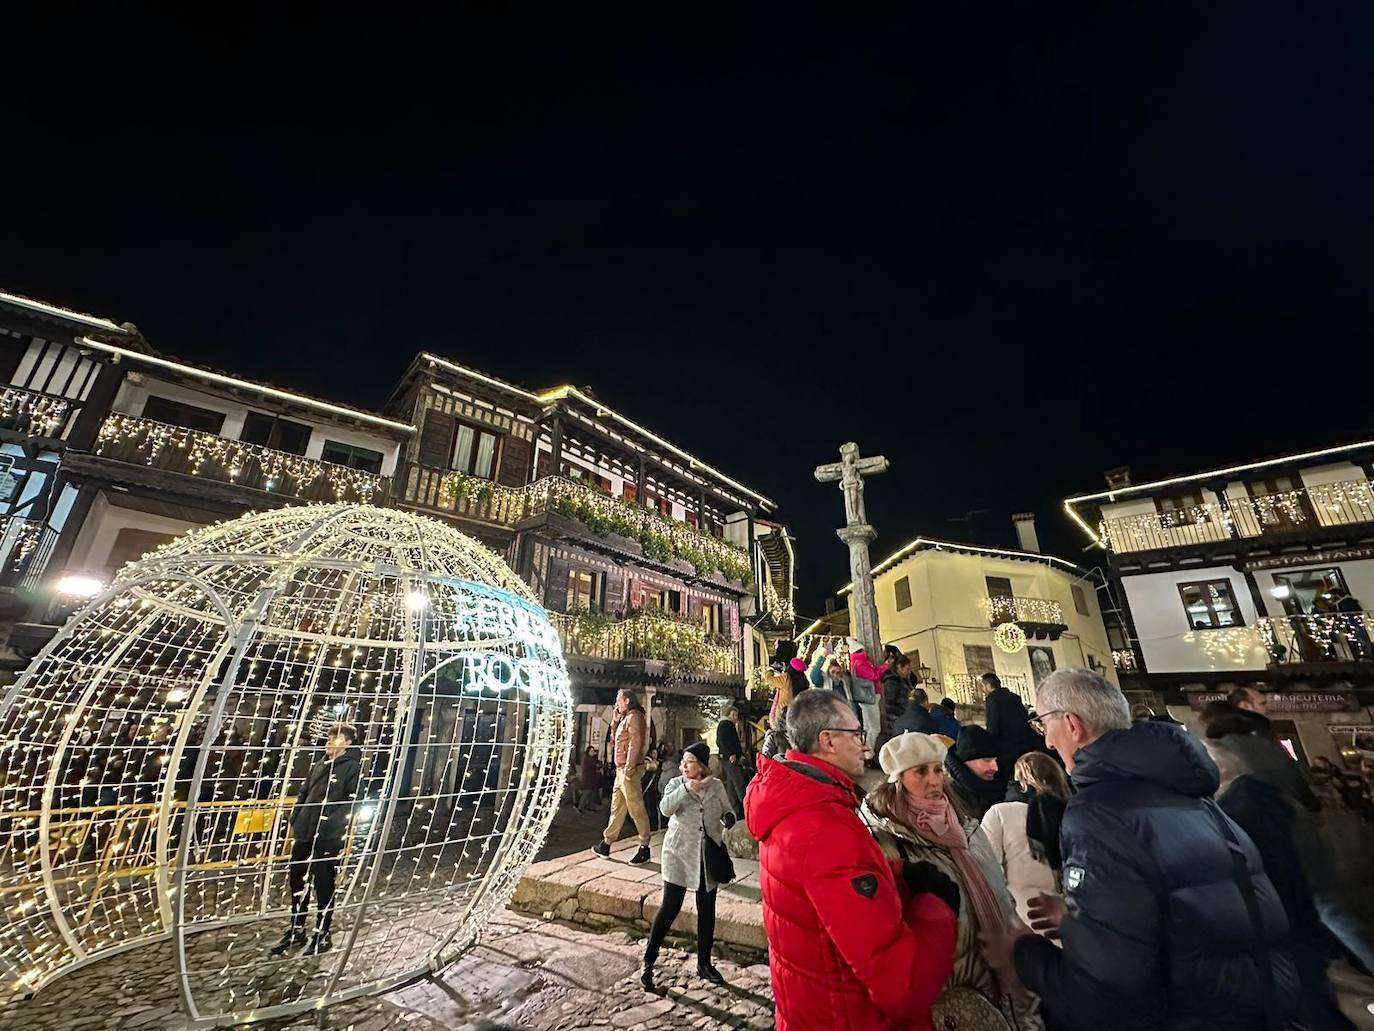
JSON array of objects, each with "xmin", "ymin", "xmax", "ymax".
[
  {"xmin": 981, "ymin": 594, "xmax": 1067, "ymax": 641},
  {"xmin": 90, "ymin": 414, "xmax": 389, "ymax": 506},
  {"xmin": 549, "ymin": 607, "xmax": 743, "ymax": 691}
]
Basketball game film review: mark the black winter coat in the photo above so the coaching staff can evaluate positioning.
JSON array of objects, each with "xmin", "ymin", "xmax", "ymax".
[
  {"xmin": 1013, "ymin": 722, "xmax": 1297, "ymax": 1031},
  {"xmin": 880, "ymin": 669, "xmax": 911, "ymax": 725},
  {"xmin": 290, "ymin": 747, "xmax": 362, "ymax": 856},
  {"xmin": 892, "ymin": 702, "xmax": 937, "ymax": 737},
  {"xmin": 984, "ymin": 687, "xmax": 1040, "ymax": 773},
  {"xmin": 716, "ymin": 718, "xmax": 743, "ymax": 761}
]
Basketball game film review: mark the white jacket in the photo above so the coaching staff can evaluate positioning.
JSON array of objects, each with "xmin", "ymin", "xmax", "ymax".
[{"xmin": 979, "ymin": 800, "xmax": 1060, "ymax": 925}]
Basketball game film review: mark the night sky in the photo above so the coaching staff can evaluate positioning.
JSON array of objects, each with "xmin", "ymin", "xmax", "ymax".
[{"xmin": 5, "ymin": 6, "xmax": 1374, "ymax": 620}]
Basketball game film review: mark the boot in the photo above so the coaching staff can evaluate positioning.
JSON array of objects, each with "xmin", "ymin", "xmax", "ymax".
[
  {"xmin": 592, "ymin": 840, "xmax": 611, "ymax": 857},
  {"xmin": 696, "ymin": 963, "xmax": 726, "ymax": 986},
  {"xmin": 629, "ymin": 845, "xmax": 651, "ymax": 865},
  {"xmin": 303, "ymin": 930, "xmax": 332, "ymax": 956},
  {"xmin": 639, "ymin": 966, "xmax": 657, "ymax": 992},
  {"xmin": 269, "ymin": 927, "xmax": 306, "ymax": 955}
]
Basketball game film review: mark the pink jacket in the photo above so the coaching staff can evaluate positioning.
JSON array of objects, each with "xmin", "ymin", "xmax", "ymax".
[{"xmin": 847, "ymin": 650, "xmax": 889, "ymax": 688}]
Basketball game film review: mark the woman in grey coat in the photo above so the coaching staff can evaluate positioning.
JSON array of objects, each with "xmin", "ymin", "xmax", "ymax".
[{"xmin": 641, "ymin": 741, "xmax": 733, "ymax": 992}]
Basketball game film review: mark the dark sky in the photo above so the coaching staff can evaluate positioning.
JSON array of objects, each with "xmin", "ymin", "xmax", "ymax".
[{"xmin": 4, "ymin": 6, "xmax": 1374, "ymax": 619}]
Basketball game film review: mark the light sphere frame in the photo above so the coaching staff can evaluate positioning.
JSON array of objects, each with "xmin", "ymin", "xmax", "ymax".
[{"xmin": 0, "ymin": 505, "xmax": 573, "ymax": 1025}]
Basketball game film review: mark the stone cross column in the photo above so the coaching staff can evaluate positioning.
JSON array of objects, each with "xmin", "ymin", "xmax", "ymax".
[{"xmin": 814, "ymin": 442, "xmax": 889, "ymax": 655}]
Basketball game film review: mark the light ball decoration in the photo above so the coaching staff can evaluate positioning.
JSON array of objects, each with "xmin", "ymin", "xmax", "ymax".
[
  {"xmin": 993, "ymin": 621, "xmax": 1027, "ymax": 654},
  {"xmin": 0, "ymin": 505, "xmax": 572, "ymax": 1025}
]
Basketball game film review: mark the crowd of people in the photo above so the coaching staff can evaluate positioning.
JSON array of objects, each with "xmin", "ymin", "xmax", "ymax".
[{"xmin": 573, "ymin": 639, "xmax": 1374, "ymax": 1029}]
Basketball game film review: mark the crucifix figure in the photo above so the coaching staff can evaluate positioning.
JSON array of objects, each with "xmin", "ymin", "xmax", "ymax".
[{"xmin": 814, "ymin": 442, "xmax": 889, "ymax": 656}]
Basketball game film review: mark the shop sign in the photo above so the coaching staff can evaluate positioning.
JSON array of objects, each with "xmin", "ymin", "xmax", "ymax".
[{"xmin": 1186, "ymin": 690, "xmax": 1361, "ymax": 713}]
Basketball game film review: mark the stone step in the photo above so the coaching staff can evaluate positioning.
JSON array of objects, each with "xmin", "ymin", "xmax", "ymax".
[{"xmin": 510, "ymin": 832, "xmax": 766, "ymax": 954}]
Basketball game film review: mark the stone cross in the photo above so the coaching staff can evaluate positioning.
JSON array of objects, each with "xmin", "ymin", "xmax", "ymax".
[{"xmin": 814, "ymin": 442, "xmax": 889, "ymax": 656}]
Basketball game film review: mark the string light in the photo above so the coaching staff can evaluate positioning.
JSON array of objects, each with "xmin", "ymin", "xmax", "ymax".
[
  {"xmin": 0, "ymin": 504, "xmax": 572, "ymax": 1024},
  {"xmin": 983, "ymin": 596, "xmax": 1063, "ymax": 625},
  {"xmin": 994, "ymin": 622, "xmax": 1027, "ymax": 654},
  {"xmin": 1099, "ymin": 478, "xmax": 1374, "ymax": 553},
  {"xmin": 96, "ymin": 414, "xmax": 386, "ymax": 503},
  {"xmin": 0, "ymin": 387, "xmax": 68, "ymax": 436}
]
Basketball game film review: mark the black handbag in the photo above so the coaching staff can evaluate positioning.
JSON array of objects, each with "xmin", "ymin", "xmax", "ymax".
[{"xmin": 703, "ymin": 833, "xmax": 736, "ymax": 884}]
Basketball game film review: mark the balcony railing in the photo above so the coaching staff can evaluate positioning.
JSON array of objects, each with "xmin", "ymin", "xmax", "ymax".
[
  {"xmin": 0, "ymin": 516, "xmax": 58, "ymax": 591},
  {"xmin": 550, "ymin": 609, "xmax": 742, "ymax": 678},
  {"xmin": 1100, "ymin": 478, "xmax": 1374, "ymax": 554},
  {"xmin": 945, "ymin": 671, "xmax": 1032, "ymax": 707},
  {"xmin": 982, "ymin": 595, "xmax": 1064, "ymax": 626},
  {"xmin": 95, "ymin": 414, "xmax": 388, "ymax": 505},
  {"xmin": 1112, "ymin": 649, "xmax": 1138, "ymax": 672},
  {"xmin": 0, "ymin": 386, "xmax": 72, "ymax": 439},
  {"xmin": 402, "ymin": 468, "xmax": 753, "ymax": 584},
  {"xmin": 1259, "ymin": 611, "xmax": 1374, "ymax": 665}
]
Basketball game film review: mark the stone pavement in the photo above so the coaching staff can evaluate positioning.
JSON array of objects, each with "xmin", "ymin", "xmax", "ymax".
[
  {"xmin": 512, "ymin": 834, "xmax": 765, "ymax": 955},
  {"xmin": 0, "ymin": 908, "xmax": 774, "ymax": 1031}
]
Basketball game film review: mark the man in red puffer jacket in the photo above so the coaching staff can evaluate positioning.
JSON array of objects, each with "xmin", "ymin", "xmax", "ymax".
[{"xmin": 746, "ymin": 690, "xmax": 958, "ymax": 1031}]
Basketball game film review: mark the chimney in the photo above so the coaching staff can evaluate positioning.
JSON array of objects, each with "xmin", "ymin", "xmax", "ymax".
[
  {"xmin": 824, "ymin": 597, "xmax": 835, "ymax": 614},
  {"xmin": 1012, "ymin": 513, "xmax": 1040, "ymax": 553},
  {"xmin": 1104, "ymin": 466, "xmax": 1132, "ymax": 490}
]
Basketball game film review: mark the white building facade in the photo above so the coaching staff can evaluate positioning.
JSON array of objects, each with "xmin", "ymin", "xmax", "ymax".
[
  {"xmin": 1064, "ymin": 441, "xmax": 1374, "ymax": 765},
  {"xmin": 838, "ymin": 536, "xmax": 1117, "ymax": 710}
]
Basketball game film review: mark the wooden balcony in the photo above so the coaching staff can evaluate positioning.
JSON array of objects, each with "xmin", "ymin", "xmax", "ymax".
[
  {"xmin": 550, "ymin": 609, "xmax": 742, "ymax": 680},
  {"xmin": 1260, "ymin": 611, "xmax": 1374, "ymax": 675},
  {"xmin": 401, "ymin": 469, "xmax": 753, "ymax": 586},
  {"xmin": 983, "ymin": 595, "xmax": 1065, "ymax": 627},
  {"xmin": 1100, "ymin": 479, "xmax": 1374, "ymax": 555},
  {"xmin": 95, "ymin": 414, "xmax": 388, "ymax": 505},
  {"xmin": 0, "ymin": 385, "xmax": 75, "ymax": 439}
]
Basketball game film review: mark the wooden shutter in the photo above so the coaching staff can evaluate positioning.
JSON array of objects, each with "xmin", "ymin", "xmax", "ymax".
[
  {"xmin": 417, "ymin": 410, "xmax": 455, "ymax": 469},
  {"xmin": 497, "ymin": 433, "xmax": 531, "ymax": 487}
]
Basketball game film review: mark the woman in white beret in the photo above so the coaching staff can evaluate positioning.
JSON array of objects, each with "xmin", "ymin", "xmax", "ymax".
[{"xmin": 861, "ymin": 732, "xmax": 1044, "ymax": 1031}]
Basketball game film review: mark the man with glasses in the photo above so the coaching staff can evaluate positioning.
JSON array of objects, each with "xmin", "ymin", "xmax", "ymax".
[
  {"xmin": 981, "ymin": 669, "xmax": 1297, "ymax": 1031},
  {"xmin": 746, "ymin": 689, "xmax": 958, "ymax": 1030}
]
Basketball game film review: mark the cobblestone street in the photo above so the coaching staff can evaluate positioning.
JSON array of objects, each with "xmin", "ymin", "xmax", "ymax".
[{"xmin": 0, "ymin": 909, "xmax": 774, "ymax": 1031}]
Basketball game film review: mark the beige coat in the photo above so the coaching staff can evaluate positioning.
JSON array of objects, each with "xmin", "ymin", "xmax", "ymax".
[
  {"xmin": 979, "ymin": 801, "xmax": 1061, "ymax": 926},
  {"xmin": 861, "ymin": 802, "xmax": 1044, "ymax": 1031}
]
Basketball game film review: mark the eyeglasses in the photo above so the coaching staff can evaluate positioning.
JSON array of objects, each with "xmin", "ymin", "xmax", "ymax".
[
  {"xmin": 1029, "ymin": 710, "xmax": 1065, "ymax": 736},
  {"xmin": 823, "ymin": 726, "xmax": 866, "ymax": 740}
]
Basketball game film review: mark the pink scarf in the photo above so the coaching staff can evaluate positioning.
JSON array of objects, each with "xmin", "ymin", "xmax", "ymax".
[{"xmin": 904, "ymin": 794, "xmax": 1007, "ymax": 973}]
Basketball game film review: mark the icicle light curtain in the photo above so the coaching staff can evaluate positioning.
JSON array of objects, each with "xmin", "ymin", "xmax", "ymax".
[{"xmin": 0, "ymin": 505, "xmax": 573, "ymax": 1025}]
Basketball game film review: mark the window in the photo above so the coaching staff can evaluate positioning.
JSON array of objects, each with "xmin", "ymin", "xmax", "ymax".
[
  {"xmin": 985, "ymin": 576, "xmax": 1014, "ymax": 601},
  {"xmin": 566, "ymin": 569, "xmax": 605, "ymax": 612},
  {"xmin": 658, "ymin": 588, "xmax": 683, "ymax": 613},
  {"xmin": 894, "ymin": 576, "xmax": 912, "ymax": 611},
  {"xmin": 1071, "ymin": 583, "xmax": 1089, "ymax": 616},
  {"xmin": 241, "ymin": 412, "xmax": 311, "ymax": 455},
  {"xmin": 1158, "ymin": 491, "xmax": 1208, "ymax": 527},
  {"xmin": 321, "ymin": 440, "xmax": 383, "ymax": 473},
  {"xmin": 702, "ymin": 602, "xmax": 723, "ymax": 635},
  {"xmin": 1107, "ymin": 625, "xmax": 1128, "ymax": 651},
  {"xmin": 1271, "ymin": 567, "xmax": 1349, "ymax": 615},
  {"xmin": 142, "ymin": 396, "xmax": 226, "ymax": 434},
  {"xmin": 452, "ymin": 421, "xmax": 501, "ymax": 479},
  {"xmin": 1178, "ymin": 579, "xmax": 1244, "ymax": 629}
]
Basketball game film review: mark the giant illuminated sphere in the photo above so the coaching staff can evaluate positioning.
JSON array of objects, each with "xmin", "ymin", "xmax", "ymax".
[{"xmin": 0, "ymin": 505, "xmax": 572, "ymax": 1024}]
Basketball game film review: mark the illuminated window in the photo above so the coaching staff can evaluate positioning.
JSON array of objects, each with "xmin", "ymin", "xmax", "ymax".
[
  {"xmin": 1178, "ymin": 579, "xmax": 1243, "ymax": 629},
  {"xmin": 567, "ymin": 569, "xmax": 605, "ymax": 612}
]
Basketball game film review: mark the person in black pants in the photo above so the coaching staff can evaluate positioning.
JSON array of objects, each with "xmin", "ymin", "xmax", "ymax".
[
  {"xmin": 642, "ymin": 741, "xmax": 734, "ymax": 991},
  {"xmin": 269, "ymin": 722, "xmax": 363, "ymax": 958}
]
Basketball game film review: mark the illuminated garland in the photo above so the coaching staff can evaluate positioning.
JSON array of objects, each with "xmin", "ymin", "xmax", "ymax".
[
  {"xmin": 993, "ymin": 622, "xmax": 1027, "ymax": 654},
  {"xmin": 550, "ymin": 607, "xmax": 740, "ymax": 677},
  {"xmin": 1258, "ymin": 611, "xmax": 1374, "ymax": 662},
  {"xmin": 0, "ymin": 388, "xmax": 68, "ymax": 436},
  {"xmin": 983, "ymin": 595, "xmax": 1064, "ymax": 625},
  {"xmin": 761, "ymin": 581, "xmax": 796, "ymax": 625},
  {"xmin": 1111, "ymin": 649, "xmax": 1137, "ymax": 672},
  {"xmin": 97, "ymin": 414, "xmax": 386, "ymax": 503},
  {"xmin": 1101, "ymin": 479, "xmax": 1374, "ymax": 552}
]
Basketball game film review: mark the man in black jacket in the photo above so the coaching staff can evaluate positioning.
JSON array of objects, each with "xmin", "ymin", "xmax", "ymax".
[
  {"xmin": 715, "ymin": 701, "xmax": 746, "ymax": 818},
  {"xmin": 982, "ymin": 669, "xmax": 1297, "ymax": 1031},
  {"xmin": 943, "ymin": 725, "xmax": 1006, "ymax": 821},
  {"xmin": 980, "ymin": 672, "xmax": 1041, "ymax": 778},
  {"xmin": 270, "ymin": 723, "xmax": 363, "ymax": 957}
]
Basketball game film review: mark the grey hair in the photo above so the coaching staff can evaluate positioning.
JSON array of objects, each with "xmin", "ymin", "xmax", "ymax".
[
  {"xmin": 787, "ymin": 689, "xmax": 854, "ymax": 755},
  {"xmin": 1036, "ymin": 668, "xmax": 1131, "ymax": 736}
]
